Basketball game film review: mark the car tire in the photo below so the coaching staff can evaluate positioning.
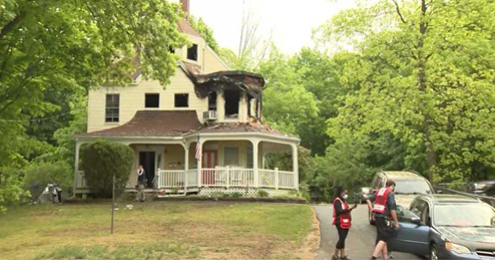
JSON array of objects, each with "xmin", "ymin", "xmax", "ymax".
[
  {"xmin": 430, "ymin": 244, "xmax": 439, "ymax": 260},
  {"xmin": 368, "ymin": 210, "xmax": 375, "ymax": 225}
]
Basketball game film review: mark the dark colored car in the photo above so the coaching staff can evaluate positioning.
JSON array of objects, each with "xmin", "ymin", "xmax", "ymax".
[
  {"xmin": 368, "ymin": 171, "xmax": 435, "ymax": 224},
  {"xmin": 473, "ymin": 180, "xmax": 495, "ymax": 196},
  {"xmin": 390, "ymin": 194, "xmax": 495, "ymax": 259}
]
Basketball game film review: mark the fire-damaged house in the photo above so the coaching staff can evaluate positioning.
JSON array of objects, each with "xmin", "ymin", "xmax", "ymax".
[{"xmin": 73, "ymin": 0, "xmax": 300, "ymax": 196}]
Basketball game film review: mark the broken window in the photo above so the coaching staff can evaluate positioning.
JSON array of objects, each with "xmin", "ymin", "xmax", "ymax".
[
  {"xmin": 105, "ymin": 94, "xmax": 119, "ymax": 122},
  {"xmin": 175, "ymin": 93, "xmax": 189, "ymax": 108},
  {"xmin": 187, "ymin": 44, "xmax": 198, "ymax": 61},
  {"xmin": 169, "ymin": 46, "xmax": 175, "ymax": 54},
  {"xmin": 208, "ymin": 91, "xmax": 217, "ymax": 111},
  {"xmin": 145, "ymin": 93, "xmax": 159, "ymax": 108},
  {"xmin": 224, "ymin": 90, "xmax": 240, "ymax": 118}
]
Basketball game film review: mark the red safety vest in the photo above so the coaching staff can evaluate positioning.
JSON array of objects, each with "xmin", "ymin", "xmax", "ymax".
[
  {"xmin": 333, "ymin": 197, "xmax": 351, "ymax": 229},
  {"xmin": 372, "ymin": 187, "xmax": 391, "ymax": 214}
]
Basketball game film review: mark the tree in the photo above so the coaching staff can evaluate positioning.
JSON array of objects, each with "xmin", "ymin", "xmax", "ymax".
[
  {"xmin": 189, "ymin": 16, "xmax": 219, "ymax": 52},
  {"xmin": 80, "ymin": 140, "xmax": 134, "ymax": 198},
  {"xmin": 319, "ymin": 0, "xmax": 495, "ymax": 183},
  {"xmin": 257, "ymin": 49, "xmax": 319, "ymax": 136},
  {"xmin": 0, "ymin": 0, "xmax": 188, "ymax": 208}
]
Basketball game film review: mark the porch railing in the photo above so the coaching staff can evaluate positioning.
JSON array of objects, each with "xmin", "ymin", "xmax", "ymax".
[{"xmin": 158, "ymin": 167, "xmax": 296, "ymax": 190}]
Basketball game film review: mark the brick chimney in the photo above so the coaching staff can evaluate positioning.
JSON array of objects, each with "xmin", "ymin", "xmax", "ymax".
[{"xmin": 180, "ymin": 0, "xmax": 190, "ymax": 21}]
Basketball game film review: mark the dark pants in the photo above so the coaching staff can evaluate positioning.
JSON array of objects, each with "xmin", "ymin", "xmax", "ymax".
[
  {"xmin": 335, "ymin": 224, "xmax": 349, "ymax": 249},
  {"xmin": 375, "ymin": 217, "xmax": 392, "ymax": 243}
]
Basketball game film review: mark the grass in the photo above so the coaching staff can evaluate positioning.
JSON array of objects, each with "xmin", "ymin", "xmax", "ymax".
[{"xmin": 0, "ymin": 202, "xmax": 315, "ymax": 260}]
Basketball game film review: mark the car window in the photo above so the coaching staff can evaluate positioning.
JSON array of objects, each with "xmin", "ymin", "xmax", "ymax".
[
  {"xmin": 394, "ymin": 179, "xmax": 434, "ymax": 194},
  {"xmin": 371, "ymin": 175, "xmax": 378, "ymax": 190},
  {"xmin": 421, "ymin": 203, "xmax": 431, "ymax": 226},
  {"xmin": 433, "ymin": 204, "xmax": 495, "ymax": 227}
]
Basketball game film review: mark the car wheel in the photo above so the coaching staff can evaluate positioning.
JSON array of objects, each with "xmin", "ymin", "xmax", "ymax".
[
  {"xmin": 430, "ymin": 244, "xmax": 439, "ymax": 260},
  {"xmin": 368, "ymin": 210, "xmax": 375, "ymax": 225}
]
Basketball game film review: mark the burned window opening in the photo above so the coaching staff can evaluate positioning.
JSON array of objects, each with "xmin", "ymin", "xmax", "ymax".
[
  {"xmin": 145, "ymin": 93, "xmax": 160, "ymax": 108},
  {"xmin": 208, "ymin": 91, "xmax": 217, "ymax": 111},
  {"xmin": 187, "ymin": 44, "xmax": 198, "ymax": 61},
  {"xmin": 224, "ymin": 90, "xmax": 240, "ymax": 118},
  {"xmin": 175, "ymin": 94, "xmax": 189, "ymax": 108}
]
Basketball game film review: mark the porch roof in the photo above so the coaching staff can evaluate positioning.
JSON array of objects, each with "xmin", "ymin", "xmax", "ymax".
[
  {"xmin": 189, "ymin": 121, "xmax": 297, "ymax": 139},
  {"xmin": 80, "ymin": 110, "xmax": 202, "ymax": 137}
]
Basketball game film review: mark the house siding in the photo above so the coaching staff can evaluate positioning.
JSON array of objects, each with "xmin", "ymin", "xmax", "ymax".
[
  {"xmin": 203, "ymin": 46, "xmax": 230, "ymax": 73},
  {"xmin": 87, "ymin": 69, "xmax": 208, "ymax": 133}
]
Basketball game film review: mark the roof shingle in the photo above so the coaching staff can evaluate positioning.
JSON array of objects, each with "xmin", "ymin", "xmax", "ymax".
[{"xmin": 81, "ymin": 110, "xmax": 202, "ymax": 137}]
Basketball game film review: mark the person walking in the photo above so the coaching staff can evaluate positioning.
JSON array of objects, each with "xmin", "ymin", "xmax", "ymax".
[
  {"xmin": 332, "ymin": 186, "xmax": 358, "ymax": 260},
  {"xmin": 366, "ymin": 180, "xmax": 399, "ymax": 260},
  {"xmin": 135, "ymin": 165, "xmax": 146, "ymax": 202}
]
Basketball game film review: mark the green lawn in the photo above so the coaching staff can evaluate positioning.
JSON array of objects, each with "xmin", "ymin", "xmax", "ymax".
[{"xmin": 0, "ymin": 202, "xmax": 316, "ymax": 260}]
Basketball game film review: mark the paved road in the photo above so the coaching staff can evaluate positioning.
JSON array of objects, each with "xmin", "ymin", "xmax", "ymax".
[{"xmin": 313, "ymin": 204, "xmax": 423, "ymax": 260}]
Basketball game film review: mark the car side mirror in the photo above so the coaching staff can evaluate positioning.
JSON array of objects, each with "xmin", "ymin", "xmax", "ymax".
[{"xmin": 411, "ymin": 216, "xmax": 422, "ymax": 225}]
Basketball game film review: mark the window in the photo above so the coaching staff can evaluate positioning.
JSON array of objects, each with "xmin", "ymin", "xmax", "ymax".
[
  {"xmin": 224, "ymin": 147, "xmax": 239, "ymax": 166},
  {"xmin": 208, "ymin": 91, "xmax": 217, "ymax": 111},
  {"xmin": 246, "ymin": 147, "xmax": 253, "ymax": 168},
  {"xmin": 187, "ymin": 44, "xmax": 198, "ymax": 61},
  {"xmin": 224, "ymin": 90, "xmax": 240, "ymax": 118},
  {"xmin": 105, "ymin": 94, "xmax": 119, "ymax": 122},
  {"xmin": 169, "ymin": 46, "xmax": 175, "ymax": 54},
  {"xmin": 145, "ymin": 93, "xmax": 159, "ymax": 108},
  {"xmin": 174, "ymin": 94, "xmax": 189, "ymax": 108}
]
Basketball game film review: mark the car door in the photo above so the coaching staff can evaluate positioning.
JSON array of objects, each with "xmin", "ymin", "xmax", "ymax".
[{"xmin": 390, "ymin": 199, "xmax": 430, "ymax": 255}]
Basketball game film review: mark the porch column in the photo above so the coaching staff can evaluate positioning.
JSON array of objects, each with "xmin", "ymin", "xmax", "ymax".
[
  {"xmin": 197, "ymin": 140, "xmax": 203, "ymax": 187},
  {"xmin": 251, "ymin": 139, "xmax": 260, "ymax": 188},
  {"xmin": 73, "ymin": 141, "xmax": 82, "ymax": 193},
  {"xmin": 184, "ymin": 146, "xmax": 189, "ymax": 171},
  {"xmin": 291, "ymin": 144, "xmax": 299, "ymax": 190}
]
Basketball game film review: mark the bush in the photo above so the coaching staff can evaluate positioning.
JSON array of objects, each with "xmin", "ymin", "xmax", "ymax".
[
  {"xmin": 230, "ymin": 192, "xmax": 243, "ymax": 198},
  {"xmin": 257, "ymin": 190, "xmax": 269, "ymax": 198},
  {"xmin": 22, "ymin": 161, "xmax": 72, "ymax": 200},
  {"xmin": 81, "ymin": 140, "xmax": 134, "ymax": 198}
]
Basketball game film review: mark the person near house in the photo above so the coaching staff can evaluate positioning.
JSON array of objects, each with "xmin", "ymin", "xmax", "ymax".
[
  {"xmin": 366, "ymin": 180, "xmax": 399, "ymax": 260},
  {"xmin": 136, "ymin": 165, "xmax": 146, "ymax": 202},
  {"xmin": 332, "ymin": 186, "xmax": 358, "ymax": 260}
]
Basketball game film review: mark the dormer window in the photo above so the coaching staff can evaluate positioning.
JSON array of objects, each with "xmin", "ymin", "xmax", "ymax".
[
  {"xmin": 187, "ymin": 44, "xmax": 198, "ymax": 61},
  {"xmin": 175, "ymin": 93, "xmax": 189, "ymax": 108},
  {"xmin": 145, "ymin": 93, "xmax": 159, "ymax": 108}
]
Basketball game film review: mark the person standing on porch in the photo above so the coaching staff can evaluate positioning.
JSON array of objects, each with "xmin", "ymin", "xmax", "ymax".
[{"xmin": 136, "ymin": 165, "xmax": 146, "ymax": 202}]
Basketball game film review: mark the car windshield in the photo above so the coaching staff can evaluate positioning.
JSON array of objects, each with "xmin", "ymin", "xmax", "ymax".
[
  {"xmin": 394, "ymin": 179, "xmax": 433, "ymax": 194},
  {"xmin": 434, "ymin": 204, "xmax": 495, "ymax": 227}
]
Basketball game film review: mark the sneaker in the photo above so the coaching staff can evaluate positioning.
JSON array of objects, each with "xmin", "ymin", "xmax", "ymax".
[
  {"xmin": 341, "ymin": 256, "xmax": 351, "ymax": 260},
  {"xmin": 388, "ymin": 254, "xmax": 394, "ymax": 259},
  {"xmin": 332, "ymin": 255, "xmax": 340, "ymax": 260}
]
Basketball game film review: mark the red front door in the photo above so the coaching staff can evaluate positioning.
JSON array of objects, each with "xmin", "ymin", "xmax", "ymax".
[{"xmin": 202, "ymin": 150, "xmax": 218, "ymax": 185}]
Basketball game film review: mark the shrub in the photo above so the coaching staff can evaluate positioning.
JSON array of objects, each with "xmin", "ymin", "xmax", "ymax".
[
  {"xmin": 22, "ymin": 161, "xmax": 72, "ymax": 200},
  {"xmin": 257, "ymin": 189, "xmax": 269, "ymax": 198},
  {"xmin": 230, "ymin": 192, "xmax": 243, "ymax": 198},
  {"xmin": 81, "ymin": 140, "xmax": 134, "ymax": 198}
]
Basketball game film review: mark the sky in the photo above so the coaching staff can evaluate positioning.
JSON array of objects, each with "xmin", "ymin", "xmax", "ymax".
[{"xmin": 171, "ymin": 0, "xmax": 356, "ymax": 55}]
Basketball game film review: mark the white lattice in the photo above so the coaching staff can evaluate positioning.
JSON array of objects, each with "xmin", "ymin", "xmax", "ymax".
[{"xmin": 198, "ymin": 187, "xmax": 292, "ymax": 197}]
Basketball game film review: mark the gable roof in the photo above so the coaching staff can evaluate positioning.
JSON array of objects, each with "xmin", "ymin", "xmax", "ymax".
[
  {"xmin": 80, "ymin": 111, "xmax": 202, "ymax": 137},
  {"xmin": 178, "ymin": 20, "xmax": 202, "ymax": 38}
]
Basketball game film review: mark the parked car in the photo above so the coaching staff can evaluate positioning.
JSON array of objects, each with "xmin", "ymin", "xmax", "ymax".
[
  {"xmin": 390, "ymin": 194, "xmax": 495, "ymax": 259},
  {"xmin": 368, "ymin": 171, "xmax": 435, "ymax": 225},
  {"xmin": 473, "ymin": 180, "xmax": 495, "ymax": 197},
  {"xmin": 354, "ymin": 187, "xmax": 371, "ymax": 204}
]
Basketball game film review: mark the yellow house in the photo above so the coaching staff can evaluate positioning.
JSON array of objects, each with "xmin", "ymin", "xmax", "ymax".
[{"xmin": 74, "ymin": 0, "xmax": 299, "ymax": 196}]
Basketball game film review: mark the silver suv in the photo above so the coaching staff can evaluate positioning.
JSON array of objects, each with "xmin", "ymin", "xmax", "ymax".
[{"xmin": 368, "ymin": 171, "xmax": 434, "ymax": 225}]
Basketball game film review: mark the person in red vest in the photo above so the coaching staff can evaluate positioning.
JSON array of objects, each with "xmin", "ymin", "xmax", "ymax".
[
  {"xmin": 366, "ymin": 180, "xmax": 399, "ymax": 260},
  {"xmin": 332, "ymin": 186, "xmax": 358, "ymax": 260}
]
